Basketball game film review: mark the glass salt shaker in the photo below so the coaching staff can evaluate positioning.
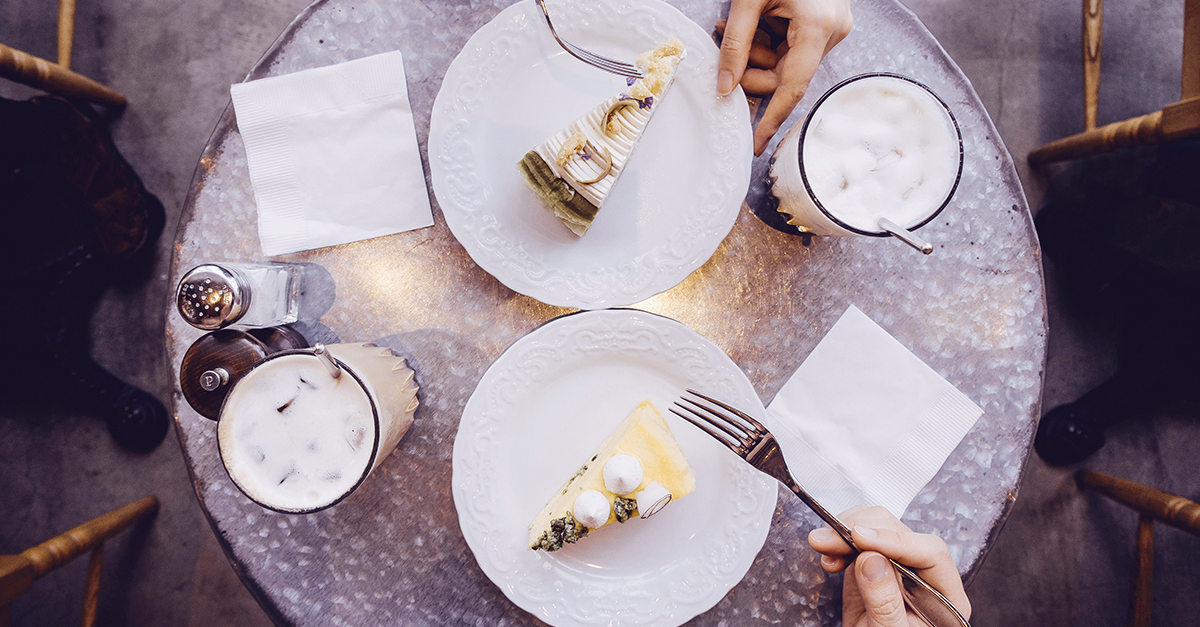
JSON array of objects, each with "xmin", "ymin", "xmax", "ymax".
[{"xmin": 176, "ymin": 262, "xmax": 302, "ymax": 330}]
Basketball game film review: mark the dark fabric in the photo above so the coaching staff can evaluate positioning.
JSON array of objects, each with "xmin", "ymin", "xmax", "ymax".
[
  {"xmin": 0, "ymin": 96, "xmax": 167, "ymax": 452},
  {"xmin": 1037, "ymin": 140, "xmax": 1200, "ymax": 396},
  {"xmin": 1034, "ymin": 140, "xmax": 1200, "ymax": 465}
]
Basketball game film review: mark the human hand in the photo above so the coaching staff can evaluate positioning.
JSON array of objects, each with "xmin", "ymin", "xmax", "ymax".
[
  {"xmin": 716, "ymin": 0, "xmax": 852, "ymax": 155},
  {"xmin": 807, "ymin": 506, "xmax": 972, "ymax": 627}
]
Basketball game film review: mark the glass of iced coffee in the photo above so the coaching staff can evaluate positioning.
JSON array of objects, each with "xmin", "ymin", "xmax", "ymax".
[
  {"xmin": 217, "ymin": 343, "xmax": 419, "ymax": 513},
  {"xmin": 769, "ymin": 73, "xmax": 963, "ymax": 248}
]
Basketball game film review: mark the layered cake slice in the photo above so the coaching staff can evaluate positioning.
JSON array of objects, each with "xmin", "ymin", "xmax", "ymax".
[
  {"xmin": 517, "ymin": 38, "xmax": 687, "ymax": 236},
  {"xmin": 528, "ymin": 399, "xmax": 696, "ymax": 552}
]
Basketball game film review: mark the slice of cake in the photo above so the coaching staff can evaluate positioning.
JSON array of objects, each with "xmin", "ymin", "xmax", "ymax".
[
  {"xmin": 528, "ymin": 399, "xmax": 696, "ymax": 552},
  {"xmin": 517, "ymin": 38, "xmax": 687, "ymax": 236}
]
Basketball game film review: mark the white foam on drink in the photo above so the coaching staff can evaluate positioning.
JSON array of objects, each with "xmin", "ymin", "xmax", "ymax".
[
  {"xmin": 802, "ymin": 76, "xmax": 959, "ymax": 232},
  {"xmin": 219, "ymin": 354, "xmax": 375, "ymax": 511}
]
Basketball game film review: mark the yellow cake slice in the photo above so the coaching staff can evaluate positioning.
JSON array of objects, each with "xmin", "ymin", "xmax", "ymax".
[
  {"xmin": 516, "ymin": 38, "xmax": 687, "ymax": 236},
  {"xmin": 528, "ymin": 399, "xmax": 696, "ymax": 552}
]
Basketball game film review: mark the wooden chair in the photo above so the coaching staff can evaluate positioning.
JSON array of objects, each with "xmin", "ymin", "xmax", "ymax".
[
  {"xmin": 0, "ymin": 496, "xmax": 158, "ymax": 627},
  {"xmin": 1028, "ymin": 0, "xmax": 1200, "ymax": 165},
  {"xmin": 1076, "ymin": 470, "xmax": 1200, "ymax": 627},
  {"xmin": 0, "ymin": 0, "xmax": 125, "ymax": 106}
]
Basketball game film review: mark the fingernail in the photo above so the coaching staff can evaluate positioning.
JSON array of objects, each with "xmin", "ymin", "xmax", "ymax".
[
  {"xmin": 861, "ymin": 554, "xmax": 889, "ymax": 582},
  {"xmin": 809, "ymin": 527, "xmax": 835, "ymax": 542},
  {"xmin": 854, "ymin": 525, "xmax": 878, "ymax": 539},
  {"xmin": 718, "ymin": 70, "xmax": 734, "ymax": 95},
  {"xmin": 820, "ymin": 554, "xmax": 839, "ymax": 569}
]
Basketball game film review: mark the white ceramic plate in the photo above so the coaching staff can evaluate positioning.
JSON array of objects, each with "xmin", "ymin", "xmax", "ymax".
[
  {"xmin": 452, "ymin": 309, "xmax": 776, "ymax": 627},
  {"xmin": 428, "ymin": 0, "xmax": 752, "ymax": 310}
]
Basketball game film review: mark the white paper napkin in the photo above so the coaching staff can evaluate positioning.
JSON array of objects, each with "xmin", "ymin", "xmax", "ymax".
[
  {"xmin": 231, "ymin": 51, "xmax": 434, "ymax": 256},
  {"xmin": 767, "ymin": 305, "xmax": 983, "ymax": 519}
]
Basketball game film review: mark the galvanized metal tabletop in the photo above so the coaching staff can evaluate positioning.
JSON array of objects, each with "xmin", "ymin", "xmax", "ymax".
[{"xmin": 167, "ymin": 0, "xmax": 1047, "ymax": 624}]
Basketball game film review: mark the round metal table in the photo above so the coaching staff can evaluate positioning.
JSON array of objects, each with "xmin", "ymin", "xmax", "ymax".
[{"xmin": 167, "ymin": 0, "xmax": 1047, "ymax": 624}]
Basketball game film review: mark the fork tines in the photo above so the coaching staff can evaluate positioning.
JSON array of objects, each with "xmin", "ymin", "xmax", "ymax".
[
  {"xmin": 535, "ymin": 0, "xmax": 644, "ymax": 79},
  {"xmin": 554, "ymin": 34, "xmax": 644, "ymax": 79},
  {"xmin": 670, "ymin": 389, "xmax": 766, "ymax": 455}
]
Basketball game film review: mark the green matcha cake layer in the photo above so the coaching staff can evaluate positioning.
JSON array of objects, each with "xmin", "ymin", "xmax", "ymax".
[{"xmin": 517, "ymin": 151, "xmax": 599, "ymax": 236}]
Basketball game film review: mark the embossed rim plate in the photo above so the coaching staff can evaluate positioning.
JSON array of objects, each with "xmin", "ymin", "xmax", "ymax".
[
  {"xmin": 428, "ymin": 0, "xmax": 752, "ymax": 310},
  {"xmin": 452, "ymin": 309, "xmax": 777, "ymax": 627}
]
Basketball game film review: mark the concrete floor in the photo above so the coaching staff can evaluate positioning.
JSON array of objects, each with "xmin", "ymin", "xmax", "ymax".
[{"xmin": 2, "ymin": 0, "xmax": 1198, "ymax": 625}]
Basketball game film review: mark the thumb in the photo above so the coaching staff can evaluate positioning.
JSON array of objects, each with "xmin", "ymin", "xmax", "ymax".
[
  {"xmin": 853, "ymin": 553, "xmax": 908, "ymax": 627},
  {"xmin": 717, "ymin": 0, "xmax": 765, "ymax": 95}
]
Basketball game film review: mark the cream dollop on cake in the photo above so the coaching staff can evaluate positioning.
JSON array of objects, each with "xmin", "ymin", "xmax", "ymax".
[
  {"xmin": 603, "ymin": 453, "xmax": 644, "ymax": 495},
  {"xmin": 516, "ymin": 38, "xmax": 687, "ymax": 236},
  {"xmin": 527, "ymin": 399, "xmax": 696, "ymax": 551},
  {"xmin": 572, "ymin": 490, "xmax": 612, "ymax": 529}
]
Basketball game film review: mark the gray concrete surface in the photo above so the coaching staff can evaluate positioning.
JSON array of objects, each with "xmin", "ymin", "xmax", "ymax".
[{"xmin": 2, "ymin": 0, "xmax": 1197, "ymax": 625}]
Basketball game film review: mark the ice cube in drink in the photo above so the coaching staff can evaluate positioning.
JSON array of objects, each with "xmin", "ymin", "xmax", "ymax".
[
  {"xmin": 217, "ymin": 343, "xmax": 418, "ymax": 513},
  {"xmin": 770, "ymin": 74, "xmax": 962, "ymax": 237}
]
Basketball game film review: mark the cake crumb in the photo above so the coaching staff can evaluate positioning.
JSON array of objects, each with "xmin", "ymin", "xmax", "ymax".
[
  {"xmin": 556, "ymin": 132, "xmax": 589, "ymax": 166},
  {"xmin": 631, "ymin": 38, "xmax": 685, "ymax": 98}
]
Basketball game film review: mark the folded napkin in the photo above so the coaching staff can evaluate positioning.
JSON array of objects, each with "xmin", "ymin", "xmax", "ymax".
[
  {"xmin": 767, "ymin": 305, "xmax": 983, "ymax": 519},
  {"xmin": 231, "ymin": 51, "xmax": 434, "ymax": 256}
]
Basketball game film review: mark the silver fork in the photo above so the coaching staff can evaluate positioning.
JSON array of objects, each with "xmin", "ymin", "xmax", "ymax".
[
  {"xmin": 534, "ymin": 0, "xmax": 645, "ymax": 79},
  {"xmin": 672, "ymin": 389, "xmax": 972, "ymax": 627}
]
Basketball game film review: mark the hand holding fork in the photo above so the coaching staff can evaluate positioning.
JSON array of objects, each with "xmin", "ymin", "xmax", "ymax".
[
  {"xmin": 808, "ymin": 505, "xmax": 972, "ymax": 627},
  {"xmin": 673, "ymin": 390, "xmax": 972, "ymax": 627}
]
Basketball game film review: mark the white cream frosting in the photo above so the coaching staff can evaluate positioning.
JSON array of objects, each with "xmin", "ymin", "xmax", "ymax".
[
  {"xmin": 602, "ymin": 453, "xmax": 644, "ymax": 495},
  {"xmin": 573, "ymin": 489, "xmax": 612, "ymax": 529}
]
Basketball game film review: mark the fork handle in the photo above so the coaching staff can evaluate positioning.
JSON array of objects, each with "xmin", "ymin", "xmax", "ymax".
[
  {"xmin": 778, "ymin": 476, "xmax": 971, "ymax": 627},
  {"xmin": 779, "ymin": 474, "xmax": 857, "ymax": 546}
]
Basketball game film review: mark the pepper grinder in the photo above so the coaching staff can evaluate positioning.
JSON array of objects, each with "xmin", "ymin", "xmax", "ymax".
[{"xmin": 180, "ymin": 326, "xmax": 308, "ymax": 420}]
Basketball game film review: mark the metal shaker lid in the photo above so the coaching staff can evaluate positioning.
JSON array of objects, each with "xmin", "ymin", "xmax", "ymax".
[{"xmin": 177, "ymin": 264, "xmax": 247, "ymax": 329}]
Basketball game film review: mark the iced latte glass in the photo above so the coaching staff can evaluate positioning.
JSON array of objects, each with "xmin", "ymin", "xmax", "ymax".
[
  {"xmin": 769, "ymin": 73, "xmax": 963, "ymax": 238},
  {"xmin": 217, "ymin": 343, "xmax": 419, "ymax": 513}
]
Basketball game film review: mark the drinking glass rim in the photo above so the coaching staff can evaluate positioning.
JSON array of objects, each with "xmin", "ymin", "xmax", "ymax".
[
  {"xmin": 796, "ymin": 72, "xmax": 965, "ymax": 237},
  {"xmin": 216, "ymin": 347, "xmax": 383, "ymax": 515}
]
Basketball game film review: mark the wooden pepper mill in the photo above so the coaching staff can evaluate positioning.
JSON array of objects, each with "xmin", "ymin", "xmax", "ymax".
[{"xmin": 179, "ymin": 326, "xmax": 307, "ymax": 420}]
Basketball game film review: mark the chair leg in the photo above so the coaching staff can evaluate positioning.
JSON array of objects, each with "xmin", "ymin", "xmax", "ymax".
[
  {"xmin": 80, "ymin": 546, "xmax": 102, "ymax": 627},
  {"xmin": 57, "ymin": 0, "xmax": 77, "ymax": 69},
  {"xmin": 1128, "ymin": 515, "xmax": 1153, "ymax": 627},
  {"xmin": 18, "ymin": 497, "xmax": 158, "ymax": 580},
  {"xmin": 1083, "ymin": 0, "xmax": 1103, "ymax": 130},
  {"xmin": 1183, "ymin": 0, "xmax": 1199, "ymax": 99}
]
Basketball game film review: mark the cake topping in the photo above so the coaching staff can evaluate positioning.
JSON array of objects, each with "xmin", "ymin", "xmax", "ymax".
[
  {"xmin": 613, "ymin": 496, "xmax": 637, "ymax": 523},
  {"xmin": 526, "ymin": 400, "xmax": 696, "ymax": 551},
  {"xmin": 603, "ymin": 100, "xmax": 638, "ymax": 135},
  {"xmin": 602, "ymin": 454, "xmax": 644, "ymax": 495},
  {"xmin": 534, "ymin": 515, "xmax": 588, "ymax": 551},
  {"xmin": 573, "ymin": 490, "xmax": 612, "ymax": 529},
  {"xmin": 516, "ymin": 38, "xmax": 687, "ymax": 236},
  {"xmin": 555, "ymin": 132, "xmax": 613, "ymax": 185},
  {"xmin": 636, "ymin": 481, "xmax": 672, "ymax": 518},
  {"xmin": 629, "ymin": 37, "xmax": 685, "ymax": 100},
  {"xmin": 556, "ymin": 133, "xmax": 589, "ymax": 166}
]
